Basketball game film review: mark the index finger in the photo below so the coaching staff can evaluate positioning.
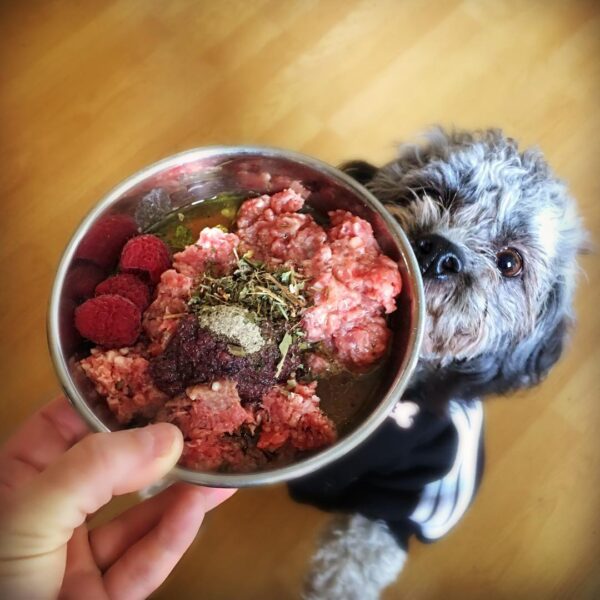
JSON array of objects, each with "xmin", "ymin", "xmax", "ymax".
[{"xmin": 0, "ymin": 396, "xmax": 89, "ymax": 491}]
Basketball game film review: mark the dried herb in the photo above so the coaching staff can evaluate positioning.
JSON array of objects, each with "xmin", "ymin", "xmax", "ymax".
[
  {"xmin": 227, "ymin": 344, "xmax": 248, "ymax": 357},
  {"xmin": 172, "ymin": 224, "xmax": 194, "ymax": 250},
  {"xmin": 189, "ymin": 252, "xmax": 307, "ymax": 323},
  {"xmin": 275, "ymin": 332, "xmax": 293, "ymax": 378},
  {"xmin": 188, "ymin": 251, "xmax": 312, "ymax": 369},
  {"xmin": 149, "ymin": 219, "xmax": 194, "ymax": 251}
]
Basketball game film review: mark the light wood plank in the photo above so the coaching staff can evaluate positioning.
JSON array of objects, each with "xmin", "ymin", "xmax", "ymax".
[{"xmin": 0, "ymin": 1, "xmax": 598, "ymax": 597}]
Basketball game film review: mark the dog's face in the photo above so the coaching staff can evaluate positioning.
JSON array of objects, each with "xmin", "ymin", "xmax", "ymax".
[{"xmin": 343, "ymin": 128, "xmax": 584, "ymax": 396}]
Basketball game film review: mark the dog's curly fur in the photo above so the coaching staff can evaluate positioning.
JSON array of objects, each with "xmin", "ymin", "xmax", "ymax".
[
  {"xmin": 304, "ymin": 514, "xmax": 406, "ymax": 600},
  {"xmin": 302, "ymin": 127, "xmax": 585, "ymax": 598},
  {"xmin": 345, "ymin": 127, "xmax": 584, "ymax": 410}
]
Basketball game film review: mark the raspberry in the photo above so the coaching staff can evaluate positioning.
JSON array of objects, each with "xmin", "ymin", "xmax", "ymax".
[
  {"xmin": 75, "ymin": 295, "xmax": 142, "ymax": 348},
  {"xmin": 119, "ymin": 234, "xmax": 171, "ymax": 285},
  {"xmin": 75, "ymin": 214, "xmax": 138, "ymax": 271},
  {"xmin": 95, "ymin": 273, "xmax": 151, "ymax": 311}
]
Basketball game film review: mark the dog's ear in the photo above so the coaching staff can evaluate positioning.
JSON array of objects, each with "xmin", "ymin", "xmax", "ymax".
[
  {"xmin": 338, "ymin": 160, "xmax": 379, "ymax": 186},
  {"xmin": 492, "ymin": 282, "xmax": 569, "ymax": 393}
]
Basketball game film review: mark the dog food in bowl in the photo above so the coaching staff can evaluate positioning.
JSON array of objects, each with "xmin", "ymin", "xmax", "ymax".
[{"xmin": 73, "ymin": 183, "xmax": 403, "ymax": 473}]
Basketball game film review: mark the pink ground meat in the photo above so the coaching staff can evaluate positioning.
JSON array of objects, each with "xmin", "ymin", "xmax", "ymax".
[
  {"xmin": 257, "ymin": 382, "xmax": 337, "ymax": 452},
  {"xmin": 237, "ymin": 198, "xmax": 402, "ymax": 369},
  {"xmin": 302, "ymin": 275, "xmax": 377, "ymax": 339},
  {"xmin": 143, "ymin": 269, "xmax": 194, "ymax": 354},
  {"xmin": 173, "ymin": 227, "xmax": 239, "ymax": 277},
  {"xmin": 80, "ymin": 347, "xmax": 168, "ymax": 424},
  {"xmin": 301, "ymin": 210, "xmax": 401, "ymax": 368},
  {"xmin": 157, "ymin": 380, "xmax": 254, "ymax": 437},
  {"xmin": 155, "ymin": 380, "xmax": 262, "ymax": 471},
  {"xmin": 236, "ymin": 187, "xmax": 327, "ymax": 264},
  {"xmin": 331, "ymin": 316, "xmax": 391, "ymax": 368},
  {"xmin": 180, "ymin": 434, "xmax": 267, "ymax": 472},
  {"xmin": 322, "ymin": 210, "xmax": 401, "ymax": 314}
]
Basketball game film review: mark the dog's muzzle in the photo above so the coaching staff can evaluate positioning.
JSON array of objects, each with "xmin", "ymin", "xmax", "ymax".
[{"xmin": 414, "ymin": 234, "xmax": 464, "ymax": 279}]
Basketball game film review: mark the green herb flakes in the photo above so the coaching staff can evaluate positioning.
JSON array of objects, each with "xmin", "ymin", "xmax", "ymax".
[
  {"xmin": 275, "ymin": 333, "xmax": 293, "ymax": 378},
  {"xmin": 227, "ymin": 344, "xmax": 248, "ymax": 357},
  {"xmin": 189, "ymin": 253, "xmax": 307, "ymax": 323},
  {"xmin": 172, "ymin": 224, "xmax": 194, "ymax": 250}
]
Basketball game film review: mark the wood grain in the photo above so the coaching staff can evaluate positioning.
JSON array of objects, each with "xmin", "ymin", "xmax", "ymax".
[{"xmin": 0, "ymin": 1, "xmax": 598, "ymax": 598}]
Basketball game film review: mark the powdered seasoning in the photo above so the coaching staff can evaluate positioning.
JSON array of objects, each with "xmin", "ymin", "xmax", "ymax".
[{"xmin": 197, "ymin": 305, "xmax": 265, "ymax": 354}]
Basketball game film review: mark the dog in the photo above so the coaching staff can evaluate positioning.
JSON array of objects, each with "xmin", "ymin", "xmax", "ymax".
[{"xmin": 288, "ymin": 128, "xmax": 585, "ymax": 600}]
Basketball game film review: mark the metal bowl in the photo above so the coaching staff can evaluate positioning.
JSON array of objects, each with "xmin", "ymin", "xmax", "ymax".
[{"xmin": 48, "ymin": 146, "xmax": 424, "ymax": 487}]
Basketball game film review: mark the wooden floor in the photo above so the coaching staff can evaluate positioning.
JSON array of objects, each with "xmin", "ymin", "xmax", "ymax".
[{"xmin": 1, "ymin": 1, "xmax": 599, "ymax": 598}]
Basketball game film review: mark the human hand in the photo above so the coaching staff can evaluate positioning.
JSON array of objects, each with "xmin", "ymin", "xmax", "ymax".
[{"xmin": 0, "ymin": 396, "xmax": 235, "ymax": 600}]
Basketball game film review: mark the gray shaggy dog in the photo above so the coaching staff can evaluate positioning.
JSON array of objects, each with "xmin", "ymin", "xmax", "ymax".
[{"xmin": 289, "ymin": 128, "xmax": 585, "ymax": 600}]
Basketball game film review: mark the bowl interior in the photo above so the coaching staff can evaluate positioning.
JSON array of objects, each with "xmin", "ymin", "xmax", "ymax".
[{"xmin": 49, "ymin": 147, "xmax": 424, "ymax": 487}]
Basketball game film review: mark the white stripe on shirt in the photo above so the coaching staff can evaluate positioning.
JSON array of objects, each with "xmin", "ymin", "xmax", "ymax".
[{"xmin": 409, "ymin": 399, "xmax": 484, "ymax": 540}]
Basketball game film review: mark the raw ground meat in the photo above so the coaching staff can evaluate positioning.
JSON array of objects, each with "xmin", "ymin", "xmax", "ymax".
[
  {"xmin": 80, "ymin": 347, "xmax": 168, "ymax": 424},
  {"xmin": 236, "ymin": 187, "xmax": 327, "ymax": 264},
  {"xmin": 323, "ymin": 210, "xmax": 401, "ymax": 314},
  {"xmin": 157, "ymin": 380, "xmax": 254, "ymax": 437},
  {"xmin": 301, "ymin": 210, "xmax": 401, "ymax": 368},
  {"xmin": 257, "ymin": 382, "xmax": 337, "ymax": 452},
  {"xmin": 143, "ymin": 268, "xmax": 194, "ymax": 354},
  {"xmin": 156, "ymin": 380, "xmax": 335, "ymax": 471},
  {"xmin": 237, "ymin": 197, "xmax": 402, "ymax": 369},
  {"xmin": 173, "ymin": 227, "xmax": 239, "ymax": 277},
  {"xmin": 331, "ymin": 316, "xmax": 391, "ymax": 368},
  {"xmin": 155, "ymin": 380, "xmax": 265, "ymax": 472},
  {"xmin": 180, "ymin": 434, "xmax": 267, "ymax": 472}
]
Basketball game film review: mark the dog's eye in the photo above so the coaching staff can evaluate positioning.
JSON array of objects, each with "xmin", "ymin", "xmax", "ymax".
[{"xmin": 496, "ymin": 247, "xmax": 523, "ymax": 277}]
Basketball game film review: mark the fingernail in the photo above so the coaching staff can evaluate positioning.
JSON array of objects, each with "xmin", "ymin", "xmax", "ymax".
[{"xmin": 146, "ymin": 423, "xmax": 180, "ymax": 457}]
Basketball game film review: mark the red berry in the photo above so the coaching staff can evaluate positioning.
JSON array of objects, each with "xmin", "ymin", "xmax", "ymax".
[
  {"xmin": 119, "ymin": 234, "xmax": 171, "ymax": 285},
  {"xmin": 75, "ymin": 295, "xmax": 141, "ymax": 348},
  {"xmin": 75, "ymin": 214, "xmax": 138, "ymax": 271},
  {"xmin": 95, "ymin": 273, "xmax": 151, "ymax": 311}
]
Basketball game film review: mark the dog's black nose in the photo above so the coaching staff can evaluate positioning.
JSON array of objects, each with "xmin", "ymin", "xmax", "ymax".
[{"xmin": 414, "ymin": 234, "xmax": 464, "ymax": 279}]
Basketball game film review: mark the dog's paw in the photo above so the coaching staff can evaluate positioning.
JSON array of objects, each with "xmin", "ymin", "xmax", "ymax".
[{"xmin": 304, "ymin": 514, "xmax": 406, "ymax": 600}]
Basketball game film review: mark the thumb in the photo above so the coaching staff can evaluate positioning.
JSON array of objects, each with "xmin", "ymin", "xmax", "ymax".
[{"xmin": 1, "ymin": 423, "xmax": 183, "ymax": 557}]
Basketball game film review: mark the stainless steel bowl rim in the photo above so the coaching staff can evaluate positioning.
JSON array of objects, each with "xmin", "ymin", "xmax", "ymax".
[{"xmin": 48, "ymin": 145, "xmax": 425, "ymax": 487}]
